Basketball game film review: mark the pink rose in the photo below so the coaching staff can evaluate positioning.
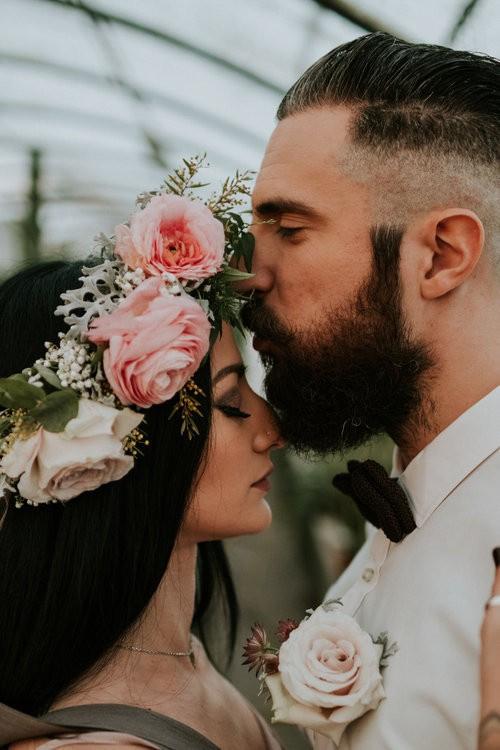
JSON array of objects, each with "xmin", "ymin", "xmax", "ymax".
[
  {"xmin": 115, "ymin": 194, "xmax": 225, "ymax": 282},
  {"xmin": 88, "ymin": 277, "xmax": 210, "ymax": 408},
  {"xmin": 0, "ymin": 400, "xmax": 143, "ymax": 504}
]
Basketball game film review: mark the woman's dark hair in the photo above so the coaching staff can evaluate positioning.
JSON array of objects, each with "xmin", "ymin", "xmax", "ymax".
[{"xmin": 0, "ymin": 260, "xmax": 238, "ymax": 715}]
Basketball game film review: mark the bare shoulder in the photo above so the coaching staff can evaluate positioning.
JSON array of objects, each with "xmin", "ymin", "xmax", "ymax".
[
  {"xmin": 10, "ymin": 740, "xmax": 44, "ymax": 750},
  {"xmin": 10, "ymin": 740, "xmax": 151, "ymax": 750}
]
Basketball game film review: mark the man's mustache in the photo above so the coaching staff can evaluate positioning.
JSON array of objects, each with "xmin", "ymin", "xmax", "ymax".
[{"xmin": 241, "ymin": 300, "xmax": 292, "ymax": 347}]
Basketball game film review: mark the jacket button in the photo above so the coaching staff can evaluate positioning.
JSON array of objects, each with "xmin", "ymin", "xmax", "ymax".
[{"xmin": 362, "ymin": 567, "xmax": 375, "ymax": 582}]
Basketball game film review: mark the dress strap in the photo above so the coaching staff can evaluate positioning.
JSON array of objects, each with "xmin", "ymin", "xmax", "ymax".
[
  {"xmin": 0, "ymin": 703, "xmax": 220, "ymax": 750},
  {"xmin": 0, "ymin": 702, "xmax": 67, "ymax": 747},
  {"xmin": 43, "ymin": 705, "xmax": 220, "ymax": 750}
]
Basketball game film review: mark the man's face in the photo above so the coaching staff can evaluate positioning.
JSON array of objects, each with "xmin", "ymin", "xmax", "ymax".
[
  {"xmin": 248, "ymin": 107, "xmax": 374, "ymax": 333},
  {"xmin": 243, "ymin": 107, "xmax": 434, "ymax": 453}
]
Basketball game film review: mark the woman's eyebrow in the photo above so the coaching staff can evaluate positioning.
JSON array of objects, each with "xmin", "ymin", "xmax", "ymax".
[{"xmin": 212, "ymin": 362, "xmax": 246, "ymax": 387}]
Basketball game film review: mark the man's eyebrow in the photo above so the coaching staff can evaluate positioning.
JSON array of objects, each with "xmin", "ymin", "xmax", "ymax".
[
  {"xmin": 212, "ymin": 362, "xmax": 246, "ymax": 387},
  {"xmin": 252, "ymin": 198, "xmax": 321, "ymax": 221}
]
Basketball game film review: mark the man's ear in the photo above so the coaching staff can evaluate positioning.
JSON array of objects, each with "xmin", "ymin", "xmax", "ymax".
[{"xmin": 418, "ymin": 209, "xmax": 484, "ymax": 300}]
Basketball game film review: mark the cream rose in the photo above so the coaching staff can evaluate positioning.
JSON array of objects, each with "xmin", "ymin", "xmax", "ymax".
[
  {"xmin": 268, "ymin": 605, "xmax": 386, "ymax": 744},
  {"xmin": 0, "ymin": 400, "xmax": 143, "ymax": 504}
]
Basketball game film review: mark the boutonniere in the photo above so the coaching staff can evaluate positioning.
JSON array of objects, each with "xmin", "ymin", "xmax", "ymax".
[{"xmin": 243, "ymin": 599, "xmax": 397, "ymax": 745}]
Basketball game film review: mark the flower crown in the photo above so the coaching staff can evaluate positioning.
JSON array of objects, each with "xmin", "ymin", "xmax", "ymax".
[{"xmin": 0, "ymin": 156, "xmax": 255, "ymax": 511}]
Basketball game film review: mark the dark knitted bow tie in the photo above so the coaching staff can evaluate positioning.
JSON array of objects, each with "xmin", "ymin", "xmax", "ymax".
[{"xmin": 332, "ymin": 459, "xmax": 416, "ymax": 543}]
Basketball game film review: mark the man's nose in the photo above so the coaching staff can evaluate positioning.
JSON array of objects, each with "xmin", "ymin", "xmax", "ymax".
[
  {"xmin": 236, "ymin": 226, "xmax": 275, "ymax": 294},
  {"xmin": 236, "ymin": 267, "xmax": 274, "ymax": 295}
]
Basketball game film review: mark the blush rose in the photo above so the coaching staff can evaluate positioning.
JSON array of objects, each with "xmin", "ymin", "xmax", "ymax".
[
  {"xmin": 115, "ymin": 194, "xmax": 225, "ymax": 282},
  {"xmin": 0, "ymin": 400, "xmax": 143, "ymax": 504},
  {"xmin": 266, "ymin": 606, "xmax": 385, "ymax": 744},
  {"xmin": 87, "ymin": 277, "xmax": 210, "ymax": 408}
]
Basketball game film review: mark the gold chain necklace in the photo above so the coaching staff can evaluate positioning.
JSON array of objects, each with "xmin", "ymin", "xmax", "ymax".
[{"xmin": 117, "ymin": 636, "xmax": 194, "ymax": 659}]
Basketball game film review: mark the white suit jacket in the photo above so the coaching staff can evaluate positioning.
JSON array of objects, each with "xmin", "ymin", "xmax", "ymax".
[{"xmin": 312, "ymin": 386, "xmax": 500, "ymax": 750}]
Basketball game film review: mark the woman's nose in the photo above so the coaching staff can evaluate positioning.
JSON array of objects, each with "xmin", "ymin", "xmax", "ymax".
[
  {"xmin": 267, "ymin": 428, "xmax": 286, "ymax": 450},
  {"xmin": 253, "ymin": 421, "xmax": 285, "ymax": 453}
]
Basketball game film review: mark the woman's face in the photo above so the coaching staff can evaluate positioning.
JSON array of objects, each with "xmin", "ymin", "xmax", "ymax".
[{"xmin": 183, "ymin": 325, "xmax": 284, "ymax": 542}]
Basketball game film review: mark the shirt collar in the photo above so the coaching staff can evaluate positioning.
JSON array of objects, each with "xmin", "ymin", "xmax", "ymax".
[{"xmin": 392, "ymin": 386, "xmax": 500, "ymax": 528}]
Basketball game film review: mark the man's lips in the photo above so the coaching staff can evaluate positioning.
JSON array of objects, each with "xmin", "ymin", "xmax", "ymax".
[{"xmin": 253, "ymin": 335, "xmax": 277, "ymax": 354}]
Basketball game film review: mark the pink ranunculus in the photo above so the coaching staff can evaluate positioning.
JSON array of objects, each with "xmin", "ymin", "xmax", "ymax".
[
  {"xmin": 88, "ymin": 277, "xmax": 210, "ymax": 408},
  {"xmin": 115, "ymin": 194, "xmax": 225, "ymax": 282}
]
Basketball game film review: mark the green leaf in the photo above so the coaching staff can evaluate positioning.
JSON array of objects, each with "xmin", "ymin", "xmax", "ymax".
[
  {"xmin": 227, "ymin": 211, "xmax": 244, "ymax": 228},
  {"xmin": 34, "ymin": 364, "xmax": 63, "ymax": 390},
  {"xmin": 209, "ymin": 318, "xmax": 222, "ymax": 348},
  {"xmin": 0, "ymin": 377, "xmax": 44, "ymax": 410},
  {"xmin": 240, "ymin": 232, "xmax": 255, "ymax": 272},
  {"xmin": 29, "ymin": 389, "xmax": 79, "ymax": 433},
  {"xmin": 0, "ymin": 417, "xmax": 11, "ymax": 435},
  {"xmin": 90, "ymin": 345, "xmax": 104, "ymax": 367},
  {"xmin": 221, "ymin": 267, "xmax": 255, "ymax": 283}
]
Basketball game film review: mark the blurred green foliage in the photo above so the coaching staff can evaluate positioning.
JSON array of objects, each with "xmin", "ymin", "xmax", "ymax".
[{"xmin": 271, "ymin": 436, "xmax": 394, "ymax": 601}]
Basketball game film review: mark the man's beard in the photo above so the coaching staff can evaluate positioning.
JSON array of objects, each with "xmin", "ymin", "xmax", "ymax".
[{"xmin": 241, "ymin": 226, "xmax": 435, "ymax": 455}]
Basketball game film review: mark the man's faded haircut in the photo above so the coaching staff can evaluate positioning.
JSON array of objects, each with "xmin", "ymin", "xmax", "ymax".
[{"xmin": 278, "ymin": 32, "xmax": 500, "ymax": 269}]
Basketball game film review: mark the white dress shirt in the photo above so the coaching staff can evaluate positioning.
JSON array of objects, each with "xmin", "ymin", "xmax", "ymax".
[{"xmin": 311, "ymin": 386, "xmax": 500, "ymax": 750}]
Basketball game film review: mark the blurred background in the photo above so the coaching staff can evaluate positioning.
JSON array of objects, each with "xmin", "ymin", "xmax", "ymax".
[{"xmin": 1, "ymin": 1, "xmax": 498, "ymax": 747}]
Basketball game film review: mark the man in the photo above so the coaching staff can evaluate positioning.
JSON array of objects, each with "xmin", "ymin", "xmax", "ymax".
[{"xmin": 242, "ymin": 33, "xmax": 500, "ymax": 749}]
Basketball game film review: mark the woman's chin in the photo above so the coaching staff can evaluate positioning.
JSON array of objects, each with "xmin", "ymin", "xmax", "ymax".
[
  {"xmin": 245, "ymin": 500, "xmax": 273, "ymax": 535},
  {"xmin": 193, "ymin": 503, "xmax": 273, "ymax": 542}
]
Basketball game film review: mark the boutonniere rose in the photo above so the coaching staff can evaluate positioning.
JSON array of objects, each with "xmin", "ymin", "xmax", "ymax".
[{"xmin": 243, "ymin": 601, "xmax": 397, "ymax": 745}]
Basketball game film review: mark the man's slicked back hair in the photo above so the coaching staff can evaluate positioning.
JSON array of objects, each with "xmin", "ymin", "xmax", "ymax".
[{"xmin": 277, "ymin": 32, "xmax": 499, "ymax": 165}]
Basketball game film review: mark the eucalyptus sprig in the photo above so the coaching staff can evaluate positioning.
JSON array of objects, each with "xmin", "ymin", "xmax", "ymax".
[
  {"xmin": 0, "ymin": 374, "xmax": 79, "ymax": 449},
  {"xmin": 136, "ymin": 154, "xmax": 210, "ymax": 209},
  {"xmin": 207, "ymin": 169, "xmax": 254, "ymax": 215}
]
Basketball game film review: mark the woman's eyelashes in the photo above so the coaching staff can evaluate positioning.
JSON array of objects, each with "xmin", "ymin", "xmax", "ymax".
[{"xmin": 217, "ymin": 404, "xmax": 251, "ymax": 420}]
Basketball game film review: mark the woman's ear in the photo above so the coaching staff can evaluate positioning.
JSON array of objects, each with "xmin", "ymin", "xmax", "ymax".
[{"xmin": 419, "ymin": 209, "xmax": 484, "ymax": 300}]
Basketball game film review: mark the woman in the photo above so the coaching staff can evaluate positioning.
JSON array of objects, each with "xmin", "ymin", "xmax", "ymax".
[
  {"xmin": 479, "ymin": 549, "xmax": 500, "ymax": 750},
  {"xmin": 0, "ymin": 260, "xmax": 284, "ymax": 750}
]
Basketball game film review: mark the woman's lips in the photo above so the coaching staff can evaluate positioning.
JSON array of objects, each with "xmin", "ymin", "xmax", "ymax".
[
  {"xmin": 251, "ymin": 477, "xmax": 271, "ymax": 492},
  {"xmin": 251, "ymin": 469, "xmax": 274, "ymax": 492}
]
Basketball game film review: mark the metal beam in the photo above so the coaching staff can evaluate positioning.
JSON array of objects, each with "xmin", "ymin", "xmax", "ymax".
[
  {"xmin": 449, "ymin": 0, "xmax": 482, "ymax": 42},
  {"xmin": 76, "ymin": 0, "xmax": 168, "ymax": 170},
  {"xmin": 0, "ymin": 53, "xmax": 265, "ymax": 150},
  {"xmin": 42, "ymin": 0, "xmax": 285, "ymax": 94},
  {"xmin": 312, "ymin": 0, "xmax": 408, "ymax": 40},
  {"xmin": 20, "ymin": 148, "xmax": 42, "ymax": 264}
]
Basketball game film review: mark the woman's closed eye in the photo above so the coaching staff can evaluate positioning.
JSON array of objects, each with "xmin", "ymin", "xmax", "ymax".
[
  {"xmin": 217, "ymin": 404, "xmax": 251, "ymax": 419},
  {"xmin": 213, "ymin": 364, "xmax": 251, "ymax": 419}
]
